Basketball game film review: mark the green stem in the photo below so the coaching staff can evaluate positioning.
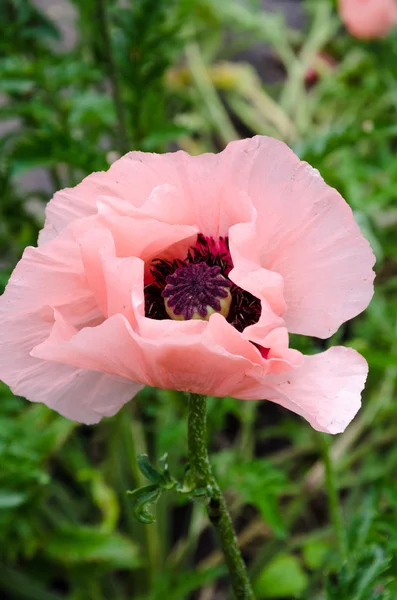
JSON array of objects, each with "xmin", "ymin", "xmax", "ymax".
[
  {"xmin": 130, "ymin": 414, "xmax": 161, "ymax": 578},
  {"xmin": 96, "ymin": 0, "xmax": 129, "ymax": 154},
  {"xmin": 187, "ymin": 393, "xmax": 255, "ymax": 600},
  {"xmin": 239, "ymin": 402, "xmax": 257, "ymax": 460},
  {"xmin": 112, "ymin": 407, "xmax": 160, "ymax": 592},
  {"xmin": 320, "ymin": 434, "xmax": 348, "ymax": 565},
  {"xmin": 185, "ymin": 43, "xmax": 238, "ymax": 146}
]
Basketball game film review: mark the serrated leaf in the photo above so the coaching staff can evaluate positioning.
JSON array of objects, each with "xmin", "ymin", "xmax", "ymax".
[
  {"xmin": 137, "ymin": 454, "xmax": 166, "ymax": 485},
  {"xmin": 127, "ymin": 484, "xmax": 162, "ymax": 524}
]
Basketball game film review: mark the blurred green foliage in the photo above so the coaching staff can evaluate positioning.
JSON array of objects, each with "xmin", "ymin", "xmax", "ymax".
[{"xmin": 1, "ymin": 0, "xmax": 397, "ymax": 598}]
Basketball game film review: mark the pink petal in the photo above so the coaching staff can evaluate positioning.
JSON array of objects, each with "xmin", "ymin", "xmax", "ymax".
[
  {"xmin": 96, "ymin": 212, "xmax": 198, "ymax": 262},
  {"xmin": 228, "ymin": 220, "xmax": 286, "ymax": 316},
  {"xmin": 39, "ymin": 156, "xmax": 171, "ymax": 244},
  {"xmin": 41, "ymin": 148, "xmax": 256, "ymax": 245},
  {"xmin": 241, "ymin": 300, "xmax": 285, "ymax": 345},
  {"xmin": 110, "ymin": 151, "xmax": 255, "ymax": 236},
  {"xmin": 0, "ymin": 235, "xmax": 140, "ymax": 424},
  {"xmin": 263, "ymin": 346, "xmax": 368, "ymax": 433},
  {"xmin": 31, "ymin": 312, "xmax": 267, "ymax": 399},
  {"xmin": 31, "ymin": 312, "xmax": 152, "ymax": 383},
  {"xmin": 97, "ymin": 184, "xmax": 197, "ymax": 226},
  {"xmin": 260, "ymin": 327, "xmax": 303, "ymax": 374},
  {"xmin": 72, "ymin": 219, "xmax": 149, "ymax": 327},
  {"xmin": 102, "ymin": 256, "xmax": 145, "ymax": 326},
  {"xmin": 0, "ymin": 309, "xmax": 139, "ymax": 424},
  {"xmin": 203, "ymin": 313, "xmax": 265, "ymax": 367},
  {"xmin": 1, "ymin": 231, "xmax": 98, "ymax": 326},
  {"xmin": 221, "ymin": 136, "xmax": 375, "ymax": 338},
  {"xmin": 136, "ymin": 311, "xmax": 207, "ymax": 340},
  {"xmin": 29, "ymin": 306, "xmax": 366, "ymax": 433},
  {"xmin": 74, "ymin": 222, "xmax": 116, "ymax": 316}
]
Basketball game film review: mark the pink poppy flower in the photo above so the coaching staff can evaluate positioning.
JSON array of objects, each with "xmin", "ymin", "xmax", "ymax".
[
  {"xmin": 0, "ymin": 137, "xmax": 375, "ymax": 433},
  {"xmin": 338, "ymin": 0, "xmax": 397, "ymax": 39}
]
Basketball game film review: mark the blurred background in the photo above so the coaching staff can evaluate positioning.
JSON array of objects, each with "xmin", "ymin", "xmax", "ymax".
[{"xmin": 1, "ymin": 0, "xmax": 397, "ymax": 598}]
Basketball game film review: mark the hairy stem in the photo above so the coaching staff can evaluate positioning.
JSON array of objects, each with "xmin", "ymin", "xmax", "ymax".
[{"xmin": 188, "ymin": 393, "xmax": 255, "ymax": 600}]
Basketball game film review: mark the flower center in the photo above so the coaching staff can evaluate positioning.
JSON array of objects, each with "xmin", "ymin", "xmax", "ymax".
[
  {"xmin": 162, "ymin": 262, "xmax": 232, "ymax": 321},
  {"xmin": 144, "ymin": 234, "xmax": 261, "ymax": 331}
]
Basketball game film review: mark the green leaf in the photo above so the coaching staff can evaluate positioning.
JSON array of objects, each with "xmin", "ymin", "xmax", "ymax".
[
  {"xmin": 127, "ymin": 484, "xmax": 162, "ymax": 524},
  {"xmin": 325, "ymin": 545, "xmax": 392, "ymax": 600},
  {"xmin": 136, "ymin": 566, "xmax": 225, "ymax": 600},
  {"xmin": 302, "ymin": 539, "xmax": 330, "ymax": 570},
  {"xmin": 0, "ymin": 565, "xmax": 63, "ymax": 600},
  {"xmin": 0, "ymin": 490, "xmax": 27, "ymax": 509},
  {"xmin": 45, "ymin": 525, "xmax": 140, "ymax": 569},
  {"xmin": 78, "ymin": 469, "xmax": 120, "ymax": 531},
  {"xmin": 140, "ymin": 125, "xmax": 192, "ymax": 150},
  {"xmin": 137, "ymin": 453, "xmax": 167, "ymax": 485},
  {"xmin": 255, "ymin": 553, "xmax": 309, "ymax": 599},
  {"xmin": 68, "ymin": 90, "xmax": 115, "ymax": 129},
  {"xmin": 0, "ymin": 79, "xmax": 35, "ymax": 94},
  {"xmin": 216, "ymin": 456, "xmax": 287, "ymax": 537}
]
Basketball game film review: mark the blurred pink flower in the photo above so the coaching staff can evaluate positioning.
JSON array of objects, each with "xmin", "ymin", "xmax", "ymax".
[
  {"xmin": 338, "ymin": 0, "xmax": 397, "ymax": 39},
  {"xmin": 0, "ymin": 137, "xmax": 375, "ymax": 433}
]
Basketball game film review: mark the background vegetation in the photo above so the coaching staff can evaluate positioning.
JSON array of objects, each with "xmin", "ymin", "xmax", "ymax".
[{"xmin": 1, "ymin": 0, "xmax": 397, "ymax": 598}]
